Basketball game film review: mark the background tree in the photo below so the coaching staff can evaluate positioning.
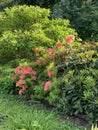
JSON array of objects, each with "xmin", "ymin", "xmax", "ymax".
[
  {"xmin": 52, "ymin": 0, "xmax": 98, "ymax": 41},
  {"xmin": 0, "ymin": 0, "xmax": 59, "ymax": 11},
  {"xmin": 15, "ymin": 0, "xmax": 59, "ymax": 8},
  {"xmin": 0, "ymin": 0, "xmax": 15, "ymax": 11}
]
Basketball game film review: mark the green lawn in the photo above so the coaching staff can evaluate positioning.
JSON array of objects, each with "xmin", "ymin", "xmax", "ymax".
[{"xmin": 0, "ymin": 93, "xmax": 87, "ymax": 130}]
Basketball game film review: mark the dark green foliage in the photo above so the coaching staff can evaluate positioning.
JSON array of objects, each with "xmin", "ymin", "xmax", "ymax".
[
  {"xmin": 0, "ymin": 0, "xmax": 59, "ymax": 12},
  {"xmin": 73, "ymin": 3, "xmax": 98, "ymax": 41},
  {"xmin": 15, "ymin": 0, "xmax": 58, "ymax": 8},
  {"xmin": 56, "ymin": 42, "xmax": 98, "ymax": 124},
  {"xmin": 58, "ymin": 69, "xmax": 98, "ymax": 122},
  {"xmin": 52, "ymin": 0, "xmax": 98, "ymax": 41},
  {"xmin": 0, "ymin": 0, "xmax": 15, "ymax": 11}
]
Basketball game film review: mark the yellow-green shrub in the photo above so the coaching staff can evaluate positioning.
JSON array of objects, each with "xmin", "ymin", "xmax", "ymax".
[{"xmin": 0, "ymin": 5, "xmax": 78, "ymax": 64}]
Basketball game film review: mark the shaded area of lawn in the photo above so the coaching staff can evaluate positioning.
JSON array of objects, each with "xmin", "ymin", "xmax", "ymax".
[{"xmin": 0, "ymin": 93, "xmax": 86, "ymax": 130}]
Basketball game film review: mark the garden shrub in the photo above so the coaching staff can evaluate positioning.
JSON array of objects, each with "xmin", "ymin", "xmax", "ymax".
[
  {"xmin": 56, "ymin": 41, "xmax": 98, "ymax": 124},
  {"xmin": 0, "ymin": 59, "xmax": 30, "ymax": 94},
  {"xmin": 12, "ymin": 35, "xmax": 98, "ymax": 124},
  {"xmin": 0, "ymin": 5, "xmax": 50, "ymax": 32},
  {"xmin": 58, "ymin": 68, "xmax": 98, "ymax": 123},
  {"xmin": 0, "ymin": 5, "xmax": 78, "ymax": 64},
  {"xmin": 0, "ymin": 66, "xmax": 16, "ymax": 94},
  {"xmin": 12, "ymin": 35, "xmax": 76, "ymax": 99}
]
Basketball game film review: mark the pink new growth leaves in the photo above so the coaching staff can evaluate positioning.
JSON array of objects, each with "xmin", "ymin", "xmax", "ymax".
[
  {"xmin": 13, "ymin": 35, "xmax": 75, "ymax": 95},
  {"xmin": 13, "ymin": 66, "xmax": 37, "ymax": 95}
]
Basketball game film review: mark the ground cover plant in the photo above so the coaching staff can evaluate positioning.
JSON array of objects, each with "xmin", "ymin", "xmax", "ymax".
[{"xmin": 0, "ymin": 93, "xmax": 86, "ymax": 130}]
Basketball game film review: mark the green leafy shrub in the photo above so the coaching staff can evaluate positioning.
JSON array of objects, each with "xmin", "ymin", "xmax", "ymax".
[
  {"xmin": 0, "ymin": 66, "xmax": 16, "ymax": 94},
  {"xmin": 0, "ymin": 5, "xmax": 78, "ymax": 64},
  {"xmin": 12, "ymin": 36, "xmax": 98, "ymax": 124},
  {"xmin": 12, "ymin": 35, "xmax": 76, "ymax": 102},
  {"xmin": 0, "ymin": 33, "xmax": 97, "ymax": 124},
  {"xmin": 58, "ymin": 69, "xmax": 98, "ymax": 123},
  {"xmin": 56, "ymin": 42, "xmax": 98, "ymax": 124},
  {"xmin": 0, "ymin": 59, "xmax": 32, "ymax": 94},
  {"xmin": 0, "ymin": 5, "xmax": 50, "ymax": 32}
]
